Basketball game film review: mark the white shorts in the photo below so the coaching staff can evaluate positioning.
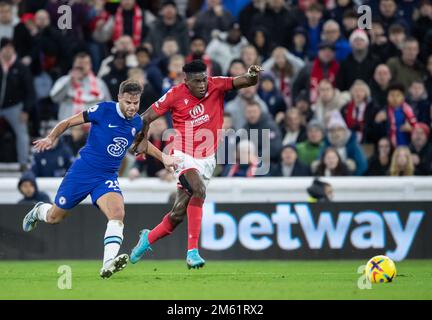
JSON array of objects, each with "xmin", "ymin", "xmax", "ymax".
[{"xmin": 173, "ymin": 150, "xmax": 216, "ymax": 187}]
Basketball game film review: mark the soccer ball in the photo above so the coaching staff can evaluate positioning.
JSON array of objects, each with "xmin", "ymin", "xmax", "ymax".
[{"xmin": 365, "ymin": 255, "xmax": 397, "ymax": 283}]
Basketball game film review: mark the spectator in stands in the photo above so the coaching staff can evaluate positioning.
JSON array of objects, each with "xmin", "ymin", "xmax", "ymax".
[
  {"xmin": 321, "ymin": 19, "xmax": 351, "ymax": 62},
  {"xmin": 406, "ymin": 80, "xmax": 431, "ymax": 125},
  {"xmin": 128, "ymin": 116, "xmax": 174, "ymax": 180},
  {"xmin": 31, "ymin": 137, "xmax": 74, "ymax": 177},
  {"xmin": 249, "ymin": 26, "xmax": 272, "ymax": 62},
  {"xmin": 387, "ymin": 37, "xmax": 425, "ymax": 89},
  {"xmin": 98, "ymin": 35, "xmax": 138, "ymax": 78},
  {"xmin": 238, "ymin": 0, "xmax": 266, "ymax": 42},
  {"xmin": 146, "ymin": 1, "xmax": 189, "ymax": 57},
  {"xmin": 243, "ymin": 101, "xmax": 282, "ymax": 162},
  {"xmin": 17, "ymin": 171, "xmax": 51, "ymax": 204},
  {"xmin": 373, "ymin": 83, "xmax": 418, "ymax": 147},
  {"xmin": 257, "ymin": 73, "xmax": 286, "ymax": 123},
  {"xmin": 186, "ymin": 35, "xmax": 222, "ymax": 76},
  {"xmin": 241, "ymin": 44, "xmax": 260, "ymax": 67},
  {"xmin": 314, "ymin": 146, "xmax": 352, "ymax": 176},
  {"xmin": 216, "ymin": 112, "xmax": 237, "ymax": 176},
  {"xmin": 206, "ymin": 22, "xmax": 248, "ymax": 75},
  {"xmin": 136, "ymin": 45, "xmax": 164, "ymax": 94},
  {"xmin": 370, "ymin": 64, "xmax": 393, "ymax": 109},
  {"xmin": 110, "ymin": 0, "xmax": 154, "ymax": 48},
  {"xmin": 425, "ymin": 54, "xmax": 432, "ymax": 102},
  {"xmin": 271, "ymin": 145, "xmax": 311, "ymax": 177},
  {"xmin": 161, "ymin": 54, "xmax": 185, "ymax": 94},
  {"xmin": 368, "ymin": 20, "xmax": 389, "ymax": 63},
  {"xmin": 376, "ymin": 0, "xmax": 405, "ymax": 31},
  {"xmin": 389, "ymin": 146, "xmax": 414, "ymax": 176},
  {"xmin": 221, "ymin": 139, "xmax": 259, "ymax": 177},
  {"xmin": 224, "ymin": 58, "xmax": 247, "ymax": 102},
  {"xmin": 329, "ymin": 0, "xmax": 356, "ymax": 26},
  {"xmin": 386, "ymin": 23, "xmax": 407, "ymax": 57},
  {"xmin": 63, "ymin": 125, "xmax": 87, "ymax": 157},
  {"xmin": 306, "ymin": 178, "xmax": 334, "ymax": 202},
  {"xmin": 303, "ymin": 3, "xmax": 324, "ymax": 59},
  {"xmin": 290, "ymin": 27, "xmax": 308, "ymax": 61},
  {"xmin": 341, "ymin": 80, "xmax": 380, "ymax": 144},
  {"xmin": 225, "ymin": 85, "xmax": 269, "ymax": 130},
  {"xmin": 365, "ymin": 137, "xmax": 394, "ymax": 176},
  {"xmin": 0, "ymin": 1, "xmax": 16, "ymax": 42},
  {"xmin": 322, "ymin": 111, "xmax": 368, "ymax": 176},
  {"xmin": 296, "ymin": 119, "xmax": 325, "ymax": 167},
  {"xmin": 412, "ymin": 0, "xmax": 432, "ymax": 46},
  {"xmin": 336, "ymin": 29, "xmax": 380, "ymax": 91},
  {"xmin": 127, "ymin": 67, "xmax": 159, "ymax": 114},
  {"xmin": 102, "ymin": 51, "xmax": 129, "ymax": 99},
  {"xmin": 157, "ymin": 37, "xmax": 182, "ymax": 76},
  {"xmin": 294, "ymin": 90, "xmax": 314, "ymax": 124},
  {"xmin": 193, "ymin": 0, "xmax": 234, "ymax": 43},
  {"xmin": 341, "ymin": 9, "xmax": 358, "ymax": 39},
  {"xmin": 262, "ymin": 46, "xmax": 305, "ymax": 107},
  {"xmin": 280, "ymin": 108, "xmax": 307, "ymax": 146},
  {"xmin": 50, "ymin": 52, "xmax": 111, "ymax": 122},
  {"xmin": 251, "ymin": 0, "xmax": 296, "ymax": 49},
  {"xmin": 409, "ymin": 123, "xmax": 432, "ymax": 175},
  {"xmin": 0, "ymin": 38, "xmax": 34, "ymax": 171},
  {"xmin": 293, "ymin": 41, "xmax": 339, "ymax": 104},
  {"xmin": 312, "ymin": 79, "xmax": 351, "ymax": 126}
]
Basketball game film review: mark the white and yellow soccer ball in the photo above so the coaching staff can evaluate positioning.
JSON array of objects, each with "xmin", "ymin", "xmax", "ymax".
[{"xmin": 365, "ymin": 255, "xmax": 397, "ymax": 283}]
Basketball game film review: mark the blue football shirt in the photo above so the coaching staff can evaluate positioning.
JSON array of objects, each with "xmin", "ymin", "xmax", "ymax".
[{"xmin": 79, "ymin": 101, "xmax": 142, "ymax": 172}]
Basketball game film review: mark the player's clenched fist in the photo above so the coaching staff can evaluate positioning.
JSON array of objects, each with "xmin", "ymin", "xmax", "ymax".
[
  {"xmin": 247, "ymin": 65, "xmax": 264, "ymax": 77},
  {"xmin": 162, "ymin": 153, "xmax": 181, "ymax": 173},
  {"xmin": 33, "ymin": 137, "xmax": 55, "ymax": 153}
]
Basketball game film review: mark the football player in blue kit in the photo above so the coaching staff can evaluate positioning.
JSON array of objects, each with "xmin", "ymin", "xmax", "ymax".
[{"xmin": 23, "ymin": 79, "xmax": 177, "ymax": 279}]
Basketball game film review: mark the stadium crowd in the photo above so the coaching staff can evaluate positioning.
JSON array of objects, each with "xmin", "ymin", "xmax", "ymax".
[{"xmin": 1, "ymin": 0, "xmax": 432, "ymax": 180}]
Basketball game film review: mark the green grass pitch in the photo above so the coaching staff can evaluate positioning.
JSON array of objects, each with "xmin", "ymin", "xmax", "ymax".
[{"xmin": 0, "ymin": 260, "xmax": 431, "ymax": 300}]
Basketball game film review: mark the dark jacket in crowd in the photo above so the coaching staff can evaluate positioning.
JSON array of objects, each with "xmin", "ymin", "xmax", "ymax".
[
  {"xmin": 336, "ymin": 52, "xmax": 380, "ymax": 91},
  {"xmin": 193, "ymin": 8, "xmax": 234, "ymax": 43},
  {"xmin": 409, "ymin": 142, "xmax": 432, "ymax": 175},
  {"xmin": 102, "ymin": 62, "xmax": 129, "ymax": 99},
  {"xmin": 0, "ymin": 59, "xmax": 35, "ymax": 112},
  {"xmin": 243, "ymin": 113, "xmax": 283, "ymax": 162},
  {"xmin": 271, "ymin": 160, "xmax": 311, "ymax": 177},
  {"xmin": 31, "ymin": 139, "xmax": 74, "ymax": 177},
  {"xmin": 17, "ymin": 171, "xmax": 51, "ymax": 204},
  {"xmin": 364, "ymin": 155, "xmax": 391, "ymax": 176},
  {"xmin": 146, "ymin": 16, "xmax": 190, "ymax": 56}
]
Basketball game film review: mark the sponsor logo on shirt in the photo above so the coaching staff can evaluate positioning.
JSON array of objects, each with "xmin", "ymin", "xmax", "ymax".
[{"xmin": 189, "ymin": 103, "xmax": 205, "ymax": 119}]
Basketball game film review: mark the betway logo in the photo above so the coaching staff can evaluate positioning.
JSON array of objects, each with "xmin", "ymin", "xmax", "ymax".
[{"xmin": 201, "ymin": 203, "xmax": 425, "ymax": 261}]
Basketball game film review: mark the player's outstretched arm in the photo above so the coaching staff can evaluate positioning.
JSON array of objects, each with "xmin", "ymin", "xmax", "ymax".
[
  {"xmin": 146, "ymin": 142, "xmax": 179, "ymax": 173},
  {"xmin": 33, "ymin": 112, "xmax": 86, "ymax": 152},
  {"xmin": 232, "ymin": 65, "xmax": 264, "ymax": 89},
  {"xmin": 131, "ymin": 107, "xmax": 160, "ymax": 154}
]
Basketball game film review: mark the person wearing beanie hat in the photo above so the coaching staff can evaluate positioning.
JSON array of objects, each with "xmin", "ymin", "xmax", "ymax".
[
  {"xmin": 409, "ymin": 122, "xmax": 432, "ymax": 175},
  {"xmin": 335, "ymin": 28, "xmax": 380, "ymax": 91},
  {"xmin": 322, "ymin": 110, "xmax": 368, "ymax": 175},
  {"xmin": 296, "ymin": 119, "xmax": 325, "ymax": 166},
  {"xmin": 17, "ymin": 171, "xmax": 51, "ymax": 205}
]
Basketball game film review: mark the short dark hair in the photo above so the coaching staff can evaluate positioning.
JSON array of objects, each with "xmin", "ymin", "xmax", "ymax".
[
  {"xmin": 387, "ymin": 82, "xmax": 405, "ymax": 95},
  {"xmin": 307, "ymin": 3, "xmax": 323, "ymax": 12},
  {"xmin": 74, "ymin": 51, "xmax": 91, "ymax": 60},
  {"xmin": 388, "ymin": 23, "xmax": 405, "ymax": 34},
  {"xmin": 119, "ymin": 79, "xmax": 143, "ymax": 95},
  {"xmin": 182, "ymin": 60, "xmax": 207, "ymax": 73}
]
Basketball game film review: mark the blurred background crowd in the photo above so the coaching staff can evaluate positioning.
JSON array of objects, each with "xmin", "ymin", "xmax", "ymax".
[{"xmin": 2, "ymin": 0, "xmax": 432, "ymax": 191}]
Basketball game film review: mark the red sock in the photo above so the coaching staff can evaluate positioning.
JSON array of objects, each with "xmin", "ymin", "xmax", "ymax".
[
  {"xmin": 187, "ymin": 197, "xmax": 205, "ymax": 250},
  {"xmin": 148, "ymin": 213, "xmax": 175, "ymax": 244}
]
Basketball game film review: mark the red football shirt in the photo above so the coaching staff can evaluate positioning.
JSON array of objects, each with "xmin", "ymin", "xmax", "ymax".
[{"xmin": 151, "ymin": 76, "xmax": 234, "ymax": 158}]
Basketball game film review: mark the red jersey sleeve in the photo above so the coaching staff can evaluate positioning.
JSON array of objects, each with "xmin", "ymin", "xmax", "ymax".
[
  {"xmin": 151, "ymin": 88, "xmax": 176, "ymax": 116},
  {"xmin": 211, "ymin": 76, "xmax": 234, "ymax": 93}
]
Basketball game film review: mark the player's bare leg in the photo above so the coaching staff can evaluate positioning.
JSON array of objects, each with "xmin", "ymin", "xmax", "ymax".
[
  {"xmin": 97, "ymin": 192, "xmax": 129, "ymax": 279},
  {"xmin": 23, "ymin": 203, "xmax": 69, "ymax": 232},
  {"xmin": 182, "ymin": 169, "xmax": 207, "ymax": 269},
  {"xmin": 130, "ymin": 187, "xmax": 190, "ymax": 263}
]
